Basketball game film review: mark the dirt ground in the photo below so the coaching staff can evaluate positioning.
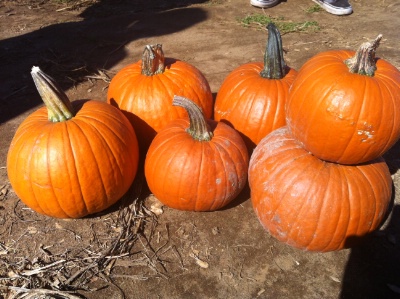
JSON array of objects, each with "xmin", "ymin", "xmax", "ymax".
[{"xmin": 1, "ymin": 0, "xmax": 400, "ymax": 298}]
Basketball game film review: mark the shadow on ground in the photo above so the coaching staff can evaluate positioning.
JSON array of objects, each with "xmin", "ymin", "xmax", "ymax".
[
  {"xmin": 340, "ymin": 204, "xmax": 400, "ymax": 299},
  {"xmin": 0, "ymin": 0, "xmax": 209, "ymax": 124}
]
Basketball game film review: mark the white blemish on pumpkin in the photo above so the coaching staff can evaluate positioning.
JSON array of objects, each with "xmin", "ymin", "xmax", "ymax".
[
  {"xmin": 357, "ymin": 122, "xmax": 375, "ymax": 142},
  {"xmin": 326, "ymin": 91, "xmax": 351, "ymax": 120},
  {"xmin": 216, "ymin": 178, "xmax": 221, "ymax": 185},
  {"xmin": 272, "ymin": 214, "xmax": 281, "ymax": 224}
]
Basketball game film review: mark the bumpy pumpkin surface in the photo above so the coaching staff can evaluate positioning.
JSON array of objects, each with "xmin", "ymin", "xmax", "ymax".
[
  {"xmin": 145, "ymin": 96, "xmax": 249, "ymax": 211},
  {"xmin": 107, "ymin": 44, "xmax": 213, "ymax": 152},
  {"xmin": 286, "ymin": 35, "xmax": 400, "ymax": 164},
  {"xmin": 7, "ymin": 67, "xmax": 139, "ymax": 218},
  {"xmin": 248, "ymin": 126, "xmax": 392, "ymax": 252},
  {"xmin": 214, "ymin": 23, "xmax": 297, "ymax": 151}
]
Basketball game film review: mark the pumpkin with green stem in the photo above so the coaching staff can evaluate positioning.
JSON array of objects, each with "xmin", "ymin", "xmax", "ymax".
[
  {"xmin": 214, "ymin": 23, "xmax": 297, "ymax": 151},
  {"xmin": 7, "ymin": 67, "xmax": 139, "ymax": 219},
  {"xmin": 107, "ymin": 44, "xmax": 213, "ymax": 152},
  {"xmin": 286, "ymin": 34, "xmax": 400, "ymax": 164},
  {"xmin": 145, "ymin": 96, "xmax": 249, "ymax": 211}
]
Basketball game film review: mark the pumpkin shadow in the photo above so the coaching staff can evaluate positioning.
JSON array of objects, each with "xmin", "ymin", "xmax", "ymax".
[
  {"xmin": 340, "ymin": 203, "xmax": 400, "ymax": 299},
  {"xmin": 0, "ymin": 0, "xmax": 209, "ymax": 124},
  {"xmin": 383, "ymin": 139, "xmax": 400, "ymax": 174}
]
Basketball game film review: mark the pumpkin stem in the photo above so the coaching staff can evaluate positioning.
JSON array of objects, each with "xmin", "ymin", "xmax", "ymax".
[
  {"xmin": 172, "ymin": 95, "xmax": 213, "ymax": 142},
  {"xmin": 141, "ymin": 44, "xmax": 165, "ymax": 76},
  {"xmin": 345, "ymin": 34, "xmax": 382, "ymax": 76},
  {"xmin": 260, "ymin": 23, "xmax": 288, "ymax": 79},
  {"xmin": 31, "ymin": 66, "xmax": 75, "ymax": 122}
]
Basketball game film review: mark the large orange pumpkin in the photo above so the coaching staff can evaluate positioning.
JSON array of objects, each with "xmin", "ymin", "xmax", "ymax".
[
  {"xmin": 107, "ymin": 44, "xmax": 213, "ymax": 152},
  {"xmin": 214, "ymin": 23, "xmax": 297, "ymax": 151},
  {"xmin": 286, "ymin": 34, "xmax": 400, "ymax": 164},
  {"xmin": 248, "ymin": 126, "xmax": 392, "ymax": 252},
  {"xmin": 7, "ymin": 67, "xmax": 139, "ymax": 219},
  {"xmin": 145, "ymin": 96, "xmax": 249, "ymax": 211}
]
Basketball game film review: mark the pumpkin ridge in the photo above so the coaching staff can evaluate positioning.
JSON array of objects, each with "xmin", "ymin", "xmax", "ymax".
[
  {"xmin": 313, "ymin": 165, "xmax": 344, "ymax": 251},
  {"xmin": 251, "ymin": 147, "xmax": 312, "ymax": 237},
  {"xmin": 283, "ymin": 160, "xmax": 326, "ymax": 247},
  {"xmin": 67, "ymin": 121, "xmax": 95, "ymax": 215},
  {"xmin": 195, "ymin": 143, "xmax": 211, "ymax": 211},
  {"xmin": 26, "ymin": 129, "xmax": 51, "ymax": 216},
  {"xmin": 252, "ymin": 153, "xmax": 309, "ymax": 242},
  {"xmin": 76, "ymin": 115, "xmax": 127, "ymax": 190},
  {"xmin": 163, "ymin": 141, "xmax": 195, "ymax": 211},
  {"xmin": 58, "ymin": 121, "xmax": 87, "ymax": 218},
  {"xmin": 355, "ymin": 162, "xmax": 390, "ymax": 232},
  {"xmin": 375, "ymin": 78, "xmax": 399, "ymax": 152},
  {"xmin": 78, "ymin": 113, "xmax": 133, "ymax": 155},
  {"xmin": 207, "ymin": 140, "xmax": 236, "ymax": 210},
  {"xmin": 166, "ymin": 68, "xmax": 211, "ymax": 117},
  {"xmin": 47, "ymin": 123, "xmax": 76, "ymax": 218},
  {"xmin": 268, "ymin": 80, "xmax": 286, "ymax": 135},
  {"xmin": 353, "ymin": 166, "xmax": 378, "ymax": 233},
  {"xmin": 69, "ymin": 119, "xmax": 107, "ymax": 213}
]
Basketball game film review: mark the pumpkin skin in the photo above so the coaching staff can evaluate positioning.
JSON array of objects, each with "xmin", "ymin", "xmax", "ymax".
[
  {"xmin": 107, "ymin": 44, "xmax": 213, "ymax": 152},
  {"xmin": 248, "ymin": 126, "xmax": 392, "ymax": 252},
  {"xmin": 286, "ymin": 36, "xmax": 400, "ymax": 164},
  {"xmin": 145, "ymin": 96, "xmax": 249, "ymax": 211},
  {"xmin": 7, "ymin": 68, "xmax": 139, "ymax": 219},
  {"xmin": 214, "ymin": 23, "xmax": 297, "ymax": 151}
]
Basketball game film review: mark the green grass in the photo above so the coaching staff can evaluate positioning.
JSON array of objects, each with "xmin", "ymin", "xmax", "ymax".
[
  {"xmin": 238, "ymin": 14, "xmax": 320, "ymax": 34},
  {"xmin": 306, "ymin": 4, "xmax": 323, "ymax": 13}
]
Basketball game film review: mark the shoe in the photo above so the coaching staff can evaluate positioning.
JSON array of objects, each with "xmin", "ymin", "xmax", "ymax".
[
  {"xmin": 250, "ymin": 0, "xmax": 280, "ymax": 8},
  {"xmin": 312, "ymin": 0, "xmax": 352, "ymax": 15}
]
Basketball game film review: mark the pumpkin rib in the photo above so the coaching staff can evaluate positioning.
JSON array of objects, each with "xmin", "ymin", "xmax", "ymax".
[
  {"xmin": 284, "ymin": 160, "xmax": 325, "ymax": 247},
  {"xmin": 356, "ymin": 162, "xmax": 390, "ymax": 232},
  {"xmin": 75, "ymin": 117, "xmax": 125, "ymax": 197},
  {"xmin": 28, "ymin": 129, "xmax": 57, "ymax": 216},
  {"xmin": 208, "ymin": 140, "xmax": 238, "ymax": 210},
  {"xmin": 376, "ymin": 78, "xmax": 398, "ymax": 152},
  {"xmin": 321, "ymin": 165, "xmax": 352, "ymax": 251},
  {"xmin": 78, "ymin": 114, "xmax": 133, "ymax": 167},
  {"xmin": 162, "ymin": 140, "xmax": 193, "ymax": 211},
  {"xmin": 316, "ymin": 166, "xmax": 346, "ymax": 252},
  {"xmin": 60, "ymin": 122, "xmax": 87, "ymax": 218},
  {"xmin": 354, "ymin": 166, "xmax": 377, "ymax": 233},
  {"xmin": 69, "ymin": 119, "xmax": 105, "ymax": 213},
  {"xmin": 305, "ymin": 162, "xmax": 334, "ymax": 251},
  {"xmin": 195, "ymin": 143, "xmax": 210, "ymax": 211},
  {"xmin": 253, "ymin": 150, "xmax": 314, "ymax": 242},
  {"xmin": 46, "ymin": 123, "xmax": 75, "ymax": 218}
]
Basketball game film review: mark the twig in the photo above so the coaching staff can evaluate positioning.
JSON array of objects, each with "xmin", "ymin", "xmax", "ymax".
[{"xmin": 5, "ymin": 286, "xmax": 84, "ymax": 299}]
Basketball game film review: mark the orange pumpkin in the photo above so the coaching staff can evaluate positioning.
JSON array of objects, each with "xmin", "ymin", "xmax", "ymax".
[
  {"xmin": 249, "ymin": 126, "xmax": 392, "ymax": 252},
  {"xmin": 286, "ymin": 34, "xmax": 400, "ymax": 164},
  {"xmin": 145, "ymin": 96, "xmax": 249, "ymax": 211},
  {"xmin": 107, "ymin": 44, "xmax": 213, "ymax": 152},
  {"xmin": 7, "ymin": 67, "xmax": 139, "ymax": 218},
  {"xmin": 214, "ymin": 23, "xmax": 297, "ymax": 151}
]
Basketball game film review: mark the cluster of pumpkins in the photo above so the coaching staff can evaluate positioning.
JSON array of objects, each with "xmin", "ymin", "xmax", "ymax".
[{"xmin": 7, "ymin": 23, "xmax": 400, "ymax": 252}]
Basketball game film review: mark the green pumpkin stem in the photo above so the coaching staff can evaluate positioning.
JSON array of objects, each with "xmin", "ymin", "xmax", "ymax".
[
  {"xmin": 141, "ymin": 44, "xmax": 165, "ymax": 76},
  {"xmin": 172, "ymin": 96, "xmax": 213, "ymax": 142},
  {"xmin": 260, "ymin": 23, "xmax": 288, "ymax": 79},
  {"xmin": 345, "ymin": 34, "xmax": 382, "ymax": 76},
  {"xmin": 31, "ymin": 66, "xmax": 75, "ymax": 122}
]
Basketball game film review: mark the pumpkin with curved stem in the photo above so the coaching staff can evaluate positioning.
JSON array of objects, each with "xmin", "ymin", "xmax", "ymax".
[
  {"xmin": 107, "ymin": 44, "xmax": 213, "ymax": 152},
  {"xmin": 214, "ymin": 23, "xmax": 297, "ymax": 151},
  {"xmin": 286, "ymin": 34, "xmax": 400, "ymax": 164},
  {"xmin": 7, "ymin": 67, "xmax": 139, "ymax": 219},
  {"xmin": 248, "ymin": 126, "xmax": 392, "ymax": 252},
  {"xmin": 145, "ymin": 96, "xmax": 249, "ymax": 211}
]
